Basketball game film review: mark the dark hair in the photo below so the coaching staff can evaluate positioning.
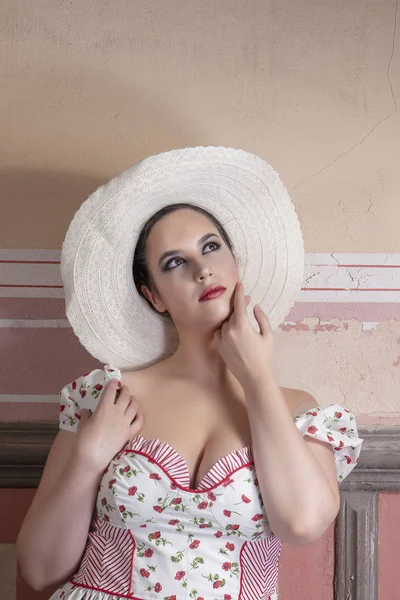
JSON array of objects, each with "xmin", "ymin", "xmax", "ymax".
[{"xmin": 132, "ymin": 203, "xmax": 237, "ymax": 319}]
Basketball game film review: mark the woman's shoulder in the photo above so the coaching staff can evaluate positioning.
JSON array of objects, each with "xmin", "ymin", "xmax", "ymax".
[{"xmin": 59, "ymin": 363, "xmax": 123, "ymax": 432}]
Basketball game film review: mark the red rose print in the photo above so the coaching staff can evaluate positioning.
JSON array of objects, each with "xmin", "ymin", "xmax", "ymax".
[
  {"xmin": 140, "ymin": 568, "xmax": 150, "ymax": 578},
  {"xmin": 335, "ymin": 412, "xmax": 343, "ymax": 418},
  {"xmin": 101, "ymin": 497, "xmax": 107, "ymax": 506},
  {"xmin": 334, "ymin": 440, "xmax": 344, "ymax": 450},
  {"xmin": 224, "ymin": 595, "xmax": 232, "ymax": 600},
  {"xmin": 94, "ymin": 384, "xmax": 103, "ymax": 391},
  {"xmin": 108, "ymin": 479, "xmax": 117, "ymax": 489},
  {"xmin": 225, "ymin": 542, "xmax": 235, "ymax": 551},
  {"xmin": 149, "ymin": 473, "xmax": 161, "ymax": 480},
  {"xmin": 213, "ymin": 580, "xmax": 222, "ymax": 589},
  {"xmin": 154, "ymin": 582, "xmax": 162, "ymax": 592},
  {"xmin": 198, "ymin": 501, "xmax": 208, "ymax": 510},
  {"xmin": 153, "ymin": 506, "xmax": 164, "ymax": 513},
  {"xmin": 80, "ymin": 390, "xmax": 86, "ymax": 398},
  {"xmin": 327, "ymin": 435, "xmax": 334, "ymax": 442},
  {"xmin": 254, "ymin": 478, "xmax": 259, "ymax": 486},
  {"xmin": 306, "ymin": 411, "xmax": 318, "ymax": 416},
  {"xmin": 229, "ymin": 524, "xmax": 239, "ymax": 530},
  {"xmin": 174, "ymin": 571, "xmax": 185, "ymax": 581},
  {"xmin": 74, "ymin": 413, "xmax": 81, "ymax": 419},
  {"xmin": 241, "ymin": 494, "xmax": 251, "ymax": 504},
  {"xmin": 103, "ymin": 514, "xmax": 110, "ymax": 522},
  {"xmin": 223, "ymin": 509, "xmax": 231, "ymax": 517},
  {"xmin": 252, "ymin": 514, "xmax": 264, "ymax": 521},
  {"xmin": 72, "ymin": 381, "xmax": 77, "ymax": 390},
  {"xmin": 207, "ymin": 492, "xmax": 217, "ymax": 501},
  {"xmin": 168, "ymin": 519, "xmax": 180, "ymax": 525},
  {"xmin": 128, "ymin": 486, "xmax": 137, "ymax": 496},
  {"xmin": 151, "ymin": 531, "xmax": 161, "ymax": 540},
  {"xmin": 222, "ymin": 562, "xmax": 232, "ymax": 570},
  {"xmin": 307, "ymin": 425, "xmax": 318, "ymax": 434},
  {"xmin": 82, "ymin": 372, "xmax": 90, "ymax": 376},
  {"xmin": 171, "ymin": 497, "xmax": 182, "ymax": 505},
  {"xmin": 119, "ymin": 505, "xmax": 125, "ymax": 512},
  {"xmin": 170, "ymin": 482, "xmax": 178, "ymax": 490},
  {"xmin": 339, "ymin": 427, "xmax": 347, "ymax": 432},
  {"xmin": 189, "ymin": 540, "xmax": 200, "ymax": 549},
  {"xmin": 215, "ymin": 531, "xmax": 223, "ymax": 538},
  {"xmin": 122, "ymin": 465, "xmax": 130, "ymax": 473},
  {"xmin": 60, "ymin": 405, "xmax": 65, "ymax": 412},
  {"xmin": 345, "ymin": 455, "xmax": 352, "ymax": 464},
  {"xmin": 199, "ymin": 523, "xmax": 210, "ymax": 529},
  {"xmin": 144, "ymin": 548, "xmax": 154, "ymax": 557}
]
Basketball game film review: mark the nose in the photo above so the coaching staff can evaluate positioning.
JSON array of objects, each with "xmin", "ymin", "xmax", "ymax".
[{"xmin": 196, "ymin": 265, "xmax": 213, "ymax": 281}]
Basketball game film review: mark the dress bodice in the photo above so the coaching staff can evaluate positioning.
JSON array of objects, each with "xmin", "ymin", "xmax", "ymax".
[{"xmin": 50, "ymin": 363, "xmax": 363, "ymax": 600}]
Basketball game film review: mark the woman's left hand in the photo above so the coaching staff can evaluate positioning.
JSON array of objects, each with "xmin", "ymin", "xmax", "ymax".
[{"xmin": 213, "ymin": 281, "xmax": 276, "ymax": 389}]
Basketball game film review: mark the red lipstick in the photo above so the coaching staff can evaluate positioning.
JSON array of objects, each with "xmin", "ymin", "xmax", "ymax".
[{"xmin": 199, "ymin": 285, "xmax": 226, "ymax": 301}]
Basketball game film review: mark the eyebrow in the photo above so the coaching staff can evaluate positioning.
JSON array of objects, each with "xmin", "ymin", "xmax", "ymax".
[{"xmin": 158, "ymin": 233, "xmax": 220, "ymax": 267}]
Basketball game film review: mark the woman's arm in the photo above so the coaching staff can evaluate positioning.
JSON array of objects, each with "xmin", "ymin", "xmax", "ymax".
[
  {"xmin": 16, "ymin": 431, "xmax": 105, "ymax": 591},
  {"xmin": 244, "ymin": 376, "xmax": 340, "ymax": 546}
]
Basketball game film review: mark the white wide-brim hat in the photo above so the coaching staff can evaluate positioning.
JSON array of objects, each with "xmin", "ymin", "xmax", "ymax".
[{"xmin": 61, "ymin": 146, "xmax": 305, "ymax": 371}]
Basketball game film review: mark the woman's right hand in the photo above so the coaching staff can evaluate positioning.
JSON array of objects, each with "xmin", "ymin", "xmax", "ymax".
[{"xmin": 74, "ymin": 379, "xmax": 144, "ymax": 472}]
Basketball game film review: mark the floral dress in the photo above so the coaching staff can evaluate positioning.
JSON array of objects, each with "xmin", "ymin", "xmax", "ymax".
[{"xmin": 49, "ymin": 364, "xmax": 363, "ymax": 600}]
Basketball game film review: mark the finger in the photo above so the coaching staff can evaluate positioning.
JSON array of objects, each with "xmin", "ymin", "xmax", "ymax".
[
  {"xmin": 253, "ymin": 303, "xmax": 271, "ymax": 336},
  {"xmin": 100, "ymin": 379, "xmax": 120, "ymax": 405},
  {"xmin": 124, "ymin": 396, "xmax": 139, "ymax": 417},
  {"xmin": 115, "ymin": 386, "xmax": 134, "ymax": 409},
  {"xmin": 233, "ymin": 281, "xmax": 246, "ymax": 324},
  {"xmin": 130, "ymin": 410, "xmax": 144, "ymax": 432}
]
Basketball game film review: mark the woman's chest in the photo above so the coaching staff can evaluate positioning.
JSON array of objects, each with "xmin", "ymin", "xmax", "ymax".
[{"xmin": 121, "ymin": 369, "xmax": 253, "ymax": 490}]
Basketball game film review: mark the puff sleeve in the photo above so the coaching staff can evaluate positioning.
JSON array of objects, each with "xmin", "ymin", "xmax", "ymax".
[
  {"xmin": 293, "ymin": 403, "xmax": 363, "ymax": 483},
  {"xmin": 59, "ymin": 364, "xmax": 122, "ymax": 433}
]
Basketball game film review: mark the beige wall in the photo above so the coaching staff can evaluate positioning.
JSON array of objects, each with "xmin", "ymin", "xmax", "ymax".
[{"xmin": 1, "ymin": 0, "xmax": 399, "ymax": 419}]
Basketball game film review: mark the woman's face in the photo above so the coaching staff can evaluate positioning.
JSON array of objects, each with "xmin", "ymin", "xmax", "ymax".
[{"xmin": 141, "ymin": 208, "xmax": 240, "ymax": 332}]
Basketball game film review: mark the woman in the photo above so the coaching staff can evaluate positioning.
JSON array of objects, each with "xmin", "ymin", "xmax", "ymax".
[{"xmin": 16, "ymin": 147, "xmax": 363, "ymax": 600}]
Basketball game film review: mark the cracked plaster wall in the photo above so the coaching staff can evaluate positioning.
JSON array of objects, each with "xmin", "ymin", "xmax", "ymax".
[{"xmin": 0, "ymin": 0, "xmax": 399, "ymax": 422}]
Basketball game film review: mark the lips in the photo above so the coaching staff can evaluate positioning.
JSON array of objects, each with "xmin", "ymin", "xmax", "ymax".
[{"xmin": 199, "ymin": 285, "xmax": 226, "ymax": 301}]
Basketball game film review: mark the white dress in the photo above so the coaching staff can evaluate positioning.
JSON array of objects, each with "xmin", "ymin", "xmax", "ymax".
[{"xmin": 48, "ymin": 364, "xmax": 363, "ymax": 600}]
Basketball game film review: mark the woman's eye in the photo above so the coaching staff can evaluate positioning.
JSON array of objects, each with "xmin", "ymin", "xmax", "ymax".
[{"xmin": 165, "ymin": 242, "xmax": 220, "ymax": 270}]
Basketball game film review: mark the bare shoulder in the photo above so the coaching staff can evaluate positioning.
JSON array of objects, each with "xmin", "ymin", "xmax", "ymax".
[
  {"xmin": 121, "ymin": 360, "xmax": 170, "ymax": 394},
  {"xmin": 280, "ymin": 386, "xmax": 319, "ymax": 417}
]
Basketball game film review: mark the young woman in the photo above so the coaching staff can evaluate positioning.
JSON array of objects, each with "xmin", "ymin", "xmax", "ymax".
[{"xmin": 16, "ymin": 147, "xmax": 363, "ymax": 600}]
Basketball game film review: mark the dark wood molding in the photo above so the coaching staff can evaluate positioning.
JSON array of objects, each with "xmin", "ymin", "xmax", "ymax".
[
  {"xmin": 333, "ymin": 426, "xmax": 400, "ymax": 600},
  {"xmin": 0, "ymin": 422, "xmax": 58, "ymax": 488},
  {"xmin": 334, "ymin": 491, "xmax": 378, "ymax": 600},
  {"xmin": 1, "ymin": 422, "xmax": 400, "ymax": 600}
]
